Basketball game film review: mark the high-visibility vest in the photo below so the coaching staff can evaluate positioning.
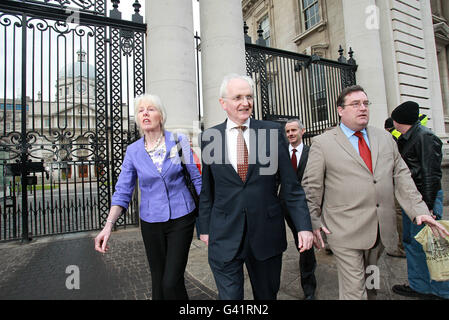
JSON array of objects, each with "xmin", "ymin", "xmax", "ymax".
[
  {"xmin": 391, "ymin": 128, "xmax": 401, "ymax": 139},
  {"xmin": 390, "ymin": 113, "xmax": 428, "ymax": 139},
  {"xmin": 419, "ymin": 113, "xmax": 428, "ymax": 127}
]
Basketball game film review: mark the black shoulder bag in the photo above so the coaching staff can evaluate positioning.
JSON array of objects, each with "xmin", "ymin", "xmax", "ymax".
[{"xmin": 173, "ymin": 133, "xmax": 200, "ymax": 216}]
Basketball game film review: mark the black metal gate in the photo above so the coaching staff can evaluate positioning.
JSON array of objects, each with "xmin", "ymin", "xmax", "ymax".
[
  {"xmin": 0, "ymin": 0, "xmax": 146, "ymax": 241},
  {"xmin": 245, "ymin": 42, "xmax": 357, "ymax": 145}
]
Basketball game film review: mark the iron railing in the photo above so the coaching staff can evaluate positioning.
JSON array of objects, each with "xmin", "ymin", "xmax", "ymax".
[{"xmin": 245, "ymin": 42, "xmax": 357, "ymax": 145}]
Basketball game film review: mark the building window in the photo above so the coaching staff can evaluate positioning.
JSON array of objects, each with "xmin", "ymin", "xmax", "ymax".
[
  {"xmin": 62, "ymin": 165, "xmax": 72, "ymax": 179},
  {"xmin": 302, "ymin": 0, "xmax": 320, "ymax": 30},
  {"xmin": 78, "ymin": 165, "xmax": 88, "ymax": 178},
  {"xmin": 309, "ymin": 64, "xmax": 328, "ymax": 122},
  {"xmin": 95, "ymin": 164, "xmax": 104, "ymax": 178},
  {"xmin": 259, "ymin": 15, "xmax": 271, "ymax": 47}
]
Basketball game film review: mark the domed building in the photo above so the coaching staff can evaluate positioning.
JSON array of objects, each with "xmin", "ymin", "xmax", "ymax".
[
  {"xmin": 29, "ymin": 50, "xmax": 130, "ymax": 181},
  {"xmin": 57, "ymin": 50, "xmax": 96, "ymax": 102}
]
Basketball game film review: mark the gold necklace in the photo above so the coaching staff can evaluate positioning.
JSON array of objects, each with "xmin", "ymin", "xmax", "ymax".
[{"xmin": 145, "ymin": 134, "xmax": 163, "ymax": 153}]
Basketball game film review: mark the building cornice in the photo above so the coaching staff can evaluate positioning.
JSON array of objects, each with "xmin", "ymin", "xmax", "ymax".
[
  {"xmin": 242, "ymin": 0, "xmax": 260, "ymax": 16},
  {"xmin": 434, "ymin": 21, "xmax": 449, "ymax": 45}
]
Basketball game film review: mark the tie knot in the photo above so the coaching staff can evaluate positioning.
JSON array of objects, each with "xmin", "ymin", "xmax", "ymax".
[
  {"xmin": 354, "ymin": 131, "xmax": 363, "ymax": 139},
  {"xmin": 292, "ymin": 148, "xmax": 297, "ymax": 153},
  {"xmin": 236, "ymin": 125, "xmax": 247, "ymax": 132}
]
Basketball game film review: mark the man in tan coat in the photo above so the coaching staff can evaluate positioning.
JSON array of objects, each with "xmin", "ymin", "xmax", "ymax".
[{"xmin": 302, "ymin": 85, "xmax": 449, "ymax": 300}]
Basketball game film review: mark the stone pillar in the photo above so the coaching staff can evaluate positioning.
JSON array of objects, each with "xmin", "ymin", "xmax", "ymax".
[
  {"xmin": 447, "ymin": 44, "xmax": 449, "ymax": 126},
  {"xmin": 199, "ymin": 0, "xmax": 247, "ymax": 129},
  {"xmin": 377, "ymin": 0, "xmax": 401, "ymax": 114},
  {"xmin": 145, "ymin": 0, "xmax": 199, "ymax": 136},
  {"xmin": 437, "ymin": 45, "xmax": 449, "ymax": 128},
  {"xmin": 421, "ymin": 0, "xmax": 447, "ymax": 136},
  {"xmin": 341, "ymin": 0, "xmax": 389, "ymax": 128}
]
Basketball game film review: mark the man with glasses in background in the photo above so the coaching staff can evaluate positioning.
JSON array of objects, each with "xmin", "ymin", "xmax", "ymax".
[{"xmin": 302, "ymin": 85, "xmax": 449, "ymax": 300}]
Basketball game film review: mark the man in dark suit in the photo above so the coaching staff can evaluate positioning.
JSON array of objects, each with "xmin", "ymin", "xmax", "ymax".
[
  {"xmin": 197, "ymin": 74, "xmax": 313, "ymax": 300},
  {"xmin": 281, "ymin": 119, "xmax": 317, "ymax": 300}
]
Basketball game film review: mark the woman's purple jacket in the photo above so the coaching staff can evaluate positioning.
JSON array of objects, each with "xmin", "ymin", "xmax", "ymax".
[{"xmin": 111, "ymin": 131, "xmax": 201, "ymax": 223}]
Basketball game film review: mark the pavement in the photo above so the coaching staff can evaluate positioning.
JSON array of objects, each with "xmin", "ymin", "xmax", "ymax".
[{"xmin": 0, "ymin": 209, "xmax": 448, "ymax": 301}]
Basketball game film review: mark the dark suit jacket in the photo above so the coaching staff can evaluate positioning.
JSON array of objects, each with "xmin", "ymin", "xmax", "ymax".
[
  {"xmin": 296, "ymin": 144, "xmax": 310, "ymax": 183},
  {"xmin": 198, "ymin": 118, "xmax": 312, "ymax": 262},
  {"xmin": 280, "ymin": 144, "xmax": 309, "ymax": 232}
]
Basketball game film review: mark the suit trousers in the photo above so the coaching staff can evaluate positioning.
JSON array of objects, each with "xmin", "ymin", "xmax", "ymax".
[
  {"xmin": 402, "ymin": 190, "xmax": 449, "ymax": 299},
  {"xmin": 140, "ymin": 212, "xmax": 195, "ymax": 300},
  {"xmin": 208, "ymin": 221, "xmax": 282, "ymax": 300},
  {"xmin": 284, "ymin": 210, "xmax": 317, "ymax": 297},
  {"xmin": 330, "ymin": 229, "xmax": 384, "ymax": 300}
]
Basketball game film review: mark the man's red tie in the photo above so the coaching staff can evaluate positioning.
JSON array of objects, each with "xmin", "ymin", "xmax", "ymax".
[
  {"xmin": 354, "ymin": 131, "xmax": 372, "ymax": 173},
  {"xmin": 291, "ymin": 148, "xmax": 297, "ymax": 171}
]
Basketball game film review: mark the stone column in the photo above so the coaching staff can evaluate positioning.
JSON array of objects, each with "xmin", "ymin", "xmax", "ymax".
[
  {"xmin": 199, "ymin": 0, "xmax": 247, "ymax": 129},
  {"xmin": 444, "ymin": 45, "xmax": 449, "ymax": 125},
  {"xmin": 421, "ymin": 0, "xmax": 447, "ymax": 136},
  {"xmin": 341, "ymin": 0, "xmax": 389, "ymax": 128},
  {"xmin": 145, "ymin": 0, "xmax": 199, "ymax": 137},
  {"xmin": 437, "ymin": 45, "xmax": 449, "ymax": 128}
]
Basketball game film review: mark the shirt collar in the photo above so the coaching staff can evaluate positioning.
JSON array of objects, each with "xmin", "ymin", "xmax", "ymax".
[
  {"xmin": 289, "ymin": 142, "xmax": 303, "ymax": 152},
  {"xmin": 226, "ymin": 118, "xmax": 250, "ymax": 131},
  {"xmin": 339, "ymin": 122, "xmax": 367, "ymax": 139},
  {"xmin": 400, "ymin": 122, "xmax": 420, "ymax": 141}
]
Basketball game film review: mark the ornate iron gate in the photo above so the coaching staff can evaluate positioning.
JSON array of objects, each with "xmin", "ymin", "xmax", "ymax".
[
  {"xmin": 245, "ymin": 42, "xmax": 357, "ymax": 145},
  {"xmin": 0, "ymin": 0, "xmax": 146, "ymax": 241}
]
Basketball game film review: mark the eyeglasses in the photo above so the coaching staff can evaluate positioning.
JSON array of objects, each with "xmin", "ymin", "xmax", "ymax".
[
  {"xmin": 224, "ymin": 95, "xmax": 254, "ymax": 103},
  {"xmin": 343, "ymin": 101, "xmax": 372, "ymax": 109}
]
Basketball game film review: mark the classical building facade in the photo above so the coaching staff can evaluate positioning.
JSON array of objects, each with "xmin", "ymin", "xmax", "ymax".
[
  {"xmin": 239, "ymin": 0, "xmax": 449, "ymax": 202},
  {"xmin": 243, "ymin": 0, "xmax": 344, "ymax": 59},
  {"xmin": 0, "ymin": 50, "xmax": 132, "ymax": 185}
]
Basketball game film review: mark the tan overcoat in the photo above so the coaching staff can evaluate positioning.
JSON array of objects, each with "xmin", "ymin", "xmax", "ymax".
[{"xmin": 302, "ymin": 125, "xmax": 430, "ymax": 250}]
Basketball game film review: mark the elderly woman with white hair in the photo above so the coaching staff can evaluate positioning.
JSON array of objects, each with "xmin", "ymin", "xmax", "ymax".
[{"xmin": 94, "ymin": 94, "xmax": 201, "ymax": 300}]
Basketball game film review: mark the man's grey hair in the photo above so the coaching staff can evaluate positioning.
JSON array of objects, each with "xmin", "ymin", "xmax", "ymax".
[
  {"xmin": 286, "ymin": 118, "xmax": 305, "ymax": 130},
  {"xmin": 219, "ymin": 74, "xmax": 255, "ymax": 98},
  {"xmin": 133, "ymin": 94, "xmax": 167, "ymax": 136}
]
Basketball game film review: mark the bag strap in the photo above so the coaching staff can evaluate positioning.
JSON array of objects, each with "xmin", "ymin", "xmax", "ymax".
[
  {"xmin": 173, "ymin": 133, "xmax": 199, "ymax": 201},
  {"xmin": 173, "ymin": 133, "xmax": 186, "ymax": 167}
]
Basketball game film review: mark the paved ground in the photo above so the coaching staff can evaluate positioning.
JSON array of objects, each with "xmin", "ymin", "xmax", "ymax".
[
  {"xmin": 0, "ymin": 228, "xmax": 216, "ymax": 300},
  {"xmin": 0, "ymin": 208, "xmax": 448, "ymax": 301}
]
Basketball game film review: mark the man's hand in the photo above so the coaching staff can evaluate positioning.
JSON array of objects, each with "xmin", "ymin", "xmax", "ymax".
[
  {"xmin": 297, "ymin": 231, "xmax": 314, "ymax": 252},
  {"xmin": 313, "ymin": 226, "xmax": 331, "ymax": 249},
  {"xmin": 200, "ymin": 234, "xmax": 209, "ymax": 246},
  {"xmin": 416, "ymin": 215, "xmax": 449, "ymax": 238}
]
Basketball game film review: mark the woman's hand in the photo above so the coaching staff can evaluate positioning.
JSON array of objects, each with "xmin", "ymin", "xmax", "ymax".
[
  {"xmin": 95, "ymin": 206, "xmax": 123, "ymax": 253},
  {"xmin": 94, "ymin": 224, "xmax": 113, "ymax": 253}
]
